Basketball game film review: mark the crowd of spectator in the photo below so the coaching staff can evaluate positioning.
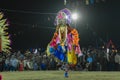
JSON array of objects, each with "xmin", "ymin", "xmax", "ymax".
[{"xmin": 0, "ymin": 47, "xmax": 120, "ymax": 72}]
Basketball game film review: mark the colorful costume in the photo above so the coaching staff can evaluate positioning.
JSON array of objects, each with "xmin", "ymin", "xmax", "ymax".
[{"xmin": 47, "ymin": 8, "xmax": 82, "ymax": 65}]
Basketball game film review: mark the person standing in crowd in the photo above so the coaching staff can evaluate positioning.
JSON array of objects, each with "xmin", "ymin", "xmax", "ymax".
[
  {"xmin": 4, "ymin": 57, "xmax": 10, "ymax": 71},
  {"xmin": 23, "ymin": 57, "xmax": 27, "ymax": 71},
  {"xmin": 33, "ymin": 61, "xmax": 38, "ymax": 71},
  {"xmin": 40, "ymin": 58, "xmax": 47, "ymax": 70},
  {"xmin": 10, "ymin": 56, "xmax": 18, "ymax": 71},
  {"xmin": 87, "ymin": 54, "xmax": 93, "ymax": 71},
  {"xmin": 19, "ymin": 60, "xmax": 24, "ymax": 71},
  {"xmin": 115, "ymin": 52, "xmax": 120, "ymax": 71},
  {"xmin": 64, "ymin": 63, "xmax": 69, "ymax": 78}
]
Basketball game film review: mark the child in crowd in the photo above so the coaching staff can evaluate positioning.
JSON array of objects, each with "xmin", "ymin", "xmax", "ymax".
[
  {"xmin": 19, "ymin": 60, "xmax": 24, "ymax": 71},
  {"xmin": 64, "ymin": 63, "xmax": 69, "ymax": 78}
]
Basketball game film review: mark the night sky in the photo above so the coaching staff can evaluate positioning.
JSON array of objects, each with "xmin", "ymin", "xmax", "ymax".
[{"xmin": 0, "ymin": 0, "xmax": 120, "ymax": 50}]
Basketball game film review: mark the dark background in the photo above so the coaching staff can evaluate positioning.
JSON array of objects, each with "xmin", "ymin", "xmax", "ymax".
[{"xmin": 0, "ymin": 0, "xmax": 120, "ymax": 50}]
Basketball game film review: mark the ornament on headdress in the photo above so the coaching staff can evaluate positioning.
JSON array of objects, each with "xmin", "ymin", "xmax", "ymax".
[{"xmin": 54, "ymin": 8, "xmax": 72, "ymax": 26}]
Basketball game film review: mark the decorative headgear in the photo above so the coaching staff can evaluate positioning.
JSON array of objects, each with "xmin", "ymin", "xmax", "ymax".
[{"xmin": 54, "ymin": 8, "xmax": 72, "ymax": 26}]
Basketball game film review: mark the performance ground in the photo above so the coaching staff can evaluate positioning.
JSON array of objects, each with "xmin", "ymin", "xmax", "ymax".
[{"xmin": 0, "ymin": 71, "xmax": 120, "ymax": 80}]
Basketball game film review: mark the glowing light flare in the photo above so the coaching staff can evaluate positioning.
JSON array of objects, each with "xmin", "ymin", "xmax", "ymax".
[{"xmin": 72, "ymin": 13, "xmax": 78, "ymax": 20}]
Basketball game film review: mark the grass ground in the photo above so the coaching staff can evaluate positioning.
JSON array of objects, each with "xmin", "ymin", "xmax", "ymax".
[{"xmin": 0, "ymin": 71, "xmax": 120, "ymax": 80}]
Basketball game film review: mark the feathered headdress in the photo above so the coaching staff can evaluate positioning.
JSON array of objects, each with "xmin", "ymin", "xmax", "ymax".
[{"xmin": 0, "ymin": 12, "xmax": 11, "ymax": 53}]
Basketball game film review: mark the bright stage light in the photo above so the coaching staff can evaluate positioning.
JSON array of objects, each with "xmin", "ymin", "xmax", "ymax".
[{"xmin": 72, "ymin": 13, "xmax": 78, "ymax": 20}]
